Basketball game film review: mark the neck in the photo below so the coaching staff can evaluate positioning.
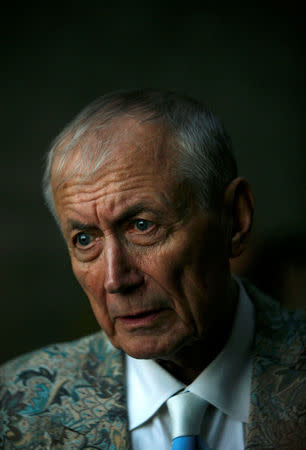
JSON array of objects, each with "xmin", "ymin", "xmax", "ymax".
[{"xmin": 156, "ymin": 277, "xmax": 239, "ymax": 384}]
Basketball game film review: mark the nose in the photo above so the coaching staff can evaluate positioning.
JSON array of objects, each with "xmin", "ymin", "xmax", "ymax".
[{"xmin": 103, "ymin": 238, "xmax": 144, "ymax": 294}]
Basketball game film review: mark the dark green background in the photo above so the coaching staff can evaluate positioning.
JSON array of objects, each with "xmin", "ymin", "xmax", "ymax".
[{"xmin": 1, "ymin": 4, "xmax": 305, "ymax": 363}]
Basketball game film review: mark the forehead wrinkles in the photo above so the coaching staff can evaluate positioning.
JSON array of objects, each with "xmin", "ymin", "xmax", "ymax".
[
  {"xmin": 56, "ymin": 176, "xmax": 194, "ymax": 233},
  {"xmin": 51, "ymin": 117, "xmax": 176, "ymax": 194},
  {"xmin": 58, "ymin": 170, "xmax": 170, "ymax": 209},
  {"xmin": 54, "ymin": 127, "xmax": 182, "ymax": 220}
]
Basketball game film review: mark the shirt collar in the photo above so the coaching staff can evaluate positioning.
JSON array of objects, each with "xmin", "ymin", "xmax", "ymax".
[
  {"xmin": 126, "ymin": 354, "xmax": 185, "ymax": 429},
  {"xmin": 126, "ymin": 277, "xmax": 254, "ymax": 430}
]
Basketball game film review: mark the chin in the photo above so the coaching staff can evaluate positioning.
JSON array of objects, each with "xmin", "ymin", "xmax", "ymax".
[
  {"xmin": 117, "ymin": 334, "xmax": 187, "ymax": 361},
  {"xmin": 122, "ymin": 342, "xmax": 166, "ymax": 360}
]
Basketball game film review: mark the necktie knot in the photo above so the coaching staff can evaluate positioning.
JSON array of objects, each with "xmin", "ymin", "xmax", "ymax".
[{"xmin": 167, "ymin": 391, "xmax": 208, "ymax": 440}]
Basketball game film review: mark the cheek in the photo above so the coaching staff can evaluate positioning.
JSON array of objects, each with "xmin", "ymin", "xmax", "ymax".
[
  {"xmin": 72, "ymin": 261, "xmax": 97, "ymax": 295},
  {"xmin": 141, "ymin": 242, "xmax": 200, "ymax": 314},
  {"xmin": 71, "ymin": 261, "xmax": 116, "ymax": 336},
  {"xmin": 142, "ymin": 229, "xmax": 226, "ymax": 320},
  {"xmin": 71, "ymin": 255, "xmax": 105, "ymax": 296}
]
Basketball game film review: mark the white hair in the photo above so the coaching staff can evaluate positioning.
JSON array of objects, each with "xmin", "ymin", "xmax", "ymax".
[{"xmin": 42, "ymin": 89, "xmax": 237, "ymax": 221}]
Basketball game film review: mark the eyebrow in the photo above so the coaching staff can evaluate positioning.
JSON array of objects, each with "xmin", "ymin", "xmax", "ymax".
[
  {"xmin": 115, "ymin": 204, "xmax": 165, "ymax": 223},
  {"xmin": 67, "ymin": 203, "xmax": 165, "ymax": 231},
  {"xmin": 68, "ymin": 220, "xmax": 98, "ymax": 231}
]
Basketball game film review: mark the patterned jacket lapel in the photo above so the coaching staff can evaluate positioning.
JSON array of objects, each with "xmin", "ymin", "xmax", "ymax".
[
  {"xmin": 50, "ymin": 333, "xmax": 131, "ymax": 449},
  {"xmin": 243, "ymin": 282, "xmax": 306, "ymax": 448}
]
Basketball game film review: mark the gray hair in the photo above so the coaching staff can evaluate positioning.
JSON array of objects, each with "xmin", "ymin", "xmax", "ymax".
[{"xmin": 42, "ymin": 89, "xmax": 237, "ymax": 220}]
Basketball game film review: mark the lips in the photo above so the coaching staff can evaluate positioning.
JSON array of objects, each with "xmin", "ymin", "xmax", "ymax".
[{"xmin": 116, "ymin": 308, "xmax": 168, "ymax": 327}]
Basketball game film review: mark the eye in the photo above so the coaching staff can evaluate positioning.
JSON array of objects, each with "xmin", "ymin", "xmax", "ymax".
[
  {"xmin": 134, "ymin": 219, "xmax": 154, "ymax": 232},
  {"xmin": 74, "ymin": 232, "xmax": 93, "ymax": 247}
]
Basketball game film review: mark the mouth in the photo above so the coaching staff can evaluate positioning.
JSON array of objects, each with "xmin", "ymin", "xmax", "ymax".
[{"xmin": 116, "ymin": 308, "xmax": 169, "ymax": 327}]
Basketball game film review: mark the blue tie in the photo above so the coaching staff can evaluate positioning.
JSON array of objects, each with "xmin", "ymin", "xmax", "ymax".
[
  {"xmin": 167, "ymin": 391, "xmax": 210, "ymax": 450},
  {"xmin": 171, "ymin": 436, "xmax": 209, "ymax": 450}
]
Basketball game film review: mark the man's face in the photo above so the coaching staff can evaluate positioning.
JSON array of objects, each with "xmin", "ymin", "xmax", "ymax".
[{"xmin": 53, "ymin": 119, "xmax": 232, "ymax": 361}]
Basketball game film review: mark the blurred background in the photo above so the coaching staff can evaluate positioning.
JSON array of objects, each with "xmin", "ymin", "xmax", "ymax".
[{"xmin": 1, "ymin": 4, "xmax": 305, "ymax": 364}]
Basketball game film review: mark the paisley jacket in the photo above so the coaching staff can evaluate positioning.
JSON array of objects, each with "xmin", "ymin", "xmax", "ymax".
[{"xmin": 1, "ymin": 282, "xmax": 305, "ymax": 449}]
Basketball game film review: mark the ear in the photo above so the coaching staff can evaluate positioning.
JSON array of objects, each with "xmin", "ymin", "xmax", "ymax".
[{"xmin": 223, "ymin": 177, "xmax": 254, "ymax": 258}]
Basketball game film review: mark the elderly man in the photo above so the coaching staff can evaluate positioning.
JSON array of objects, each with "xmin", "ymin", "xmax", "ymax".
[{"xmin": 1, "ymin": 89, "xmax": 305, "ymax": 449}]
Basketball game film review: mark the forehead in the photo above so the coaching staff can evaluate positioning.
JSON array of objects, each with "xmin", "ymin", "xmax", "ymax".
[
  {"xmin": 52, "ymin": 118, "xmax": 186, "ymax": 223},
  {"xmin": 52, "ymin": 117, "xmax": 176, "ymax": 189},
  {"xmin": 103, "ymin": 119, "xmax": 173, "ymax": 175}
]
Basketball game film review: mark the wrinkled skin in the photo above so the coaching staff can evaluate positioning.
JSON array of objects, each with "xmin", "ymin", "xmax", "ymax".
[{"xmin": 53, "ymin": 119, "xmax": 253, "ymax": 381}]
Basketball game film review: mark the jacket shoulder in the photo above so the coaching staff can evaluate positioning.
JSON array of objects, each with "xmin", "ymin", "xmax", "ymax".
[
  {"xmin": 243, "ymin": 279, "xmax": 305, "ymax": 365},
  {"xmin": 0, "ymin": 332, "xmax": 127, "ymax": 449},
  {"xmin": 1, "ymin": 331, "xmax": 119, "ymax": 381}
]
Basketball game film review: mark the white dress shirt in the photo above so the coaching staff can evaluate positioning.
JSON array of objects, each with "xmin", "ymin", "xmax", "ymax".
[{"xmin": 126, "ymin": 278, "xmax": 254, "ymax": 450}]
